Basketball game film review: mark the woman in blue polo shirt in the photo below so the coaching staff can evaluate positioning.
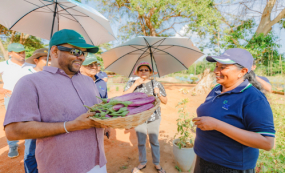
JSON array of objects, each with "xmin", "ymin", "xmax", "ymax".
[{"xmin": 193, "ymin": 48, "xmax": 275, "ymax": 173}]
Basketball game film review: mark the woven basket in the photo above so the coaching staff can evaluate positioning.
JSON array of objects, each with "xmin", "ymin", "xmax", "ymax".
[{"xmin": 88, "ymin": 96, "xmax": 160, "ymax": 129}]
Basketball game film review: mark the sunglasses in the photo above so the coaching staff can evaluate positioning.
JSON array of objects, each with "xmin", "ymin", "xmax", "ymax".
[
  {"xmin": 139, "ymin": 69, "xmax": 149, "ymax": 72},
  {"xmin": 87, "ymin": 63, "xmax": 98, "ymax": 68},
  {"xmin": 57, "ymin": 46, "xmax": 88, "ymax": 57}
]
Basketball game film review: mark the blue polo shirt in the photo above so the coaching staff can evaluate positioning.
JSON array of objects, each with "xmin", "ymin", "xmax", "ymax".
[
  {"xmin": 194, "ymin": 80, "xmax": 275, "ymax": 170},
  {"xmin": 95, "ymin": 71, "xmax": 108, "ymax": 98}
]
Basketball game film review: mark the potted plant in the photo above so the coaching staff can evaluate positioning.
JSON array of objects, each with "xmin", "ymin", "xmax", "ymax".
[{"xmin": 173, "ymin": 99, "xmax": 196, "ymax": 172}]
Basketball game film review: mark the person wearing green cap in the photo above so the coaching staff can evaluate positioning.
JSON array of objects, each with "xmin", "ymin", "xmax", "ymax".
[
  {"xmin": 81, "ymin": 53, "xmax": 111, "ymax": 139},
  {"xmin": 4, "ymin": 29, "xmax": 108, "ymax": 173},
  {"xmin": 81, "ymin": 53, "xmax": 108, "ymax": 99},
  {"xmin": 0, "ymin": 43, "xmax": 35, "ymax": 159}
]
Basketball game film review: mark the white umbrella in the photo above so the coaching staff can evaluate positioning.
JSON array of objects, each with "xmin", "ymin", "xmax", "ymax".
[
  {"xmin": 0, "ymin": 0, "xmax": 115, "ymax": 46},
  {"xmin": 102, "ymin": 36, "xmax": 204, "ymax": 77}
]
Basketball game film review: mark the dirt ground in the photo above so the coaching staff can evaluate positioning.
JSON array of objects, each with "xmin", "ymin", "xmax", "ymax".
[{"xmin": 0, "ymin": 81, "xmax": 207, "ymax": 173}]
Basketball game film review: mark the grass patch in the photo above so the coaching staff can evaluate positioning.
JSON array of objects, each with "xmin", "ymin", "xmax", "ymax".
[{"xmin": 256, "ymin": 94, "xmax": 285, "ymax": 172}]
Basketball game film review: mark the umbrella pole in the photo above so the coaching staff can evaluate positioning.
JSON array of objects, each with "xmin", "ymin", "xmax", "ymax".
[
  {"xmin": 149, "ymin": 48, "xmax": 156, "ymax": 80},
  {"xmin": 46, "ymin": 0, "xmax": 58, "ymax": 66}
]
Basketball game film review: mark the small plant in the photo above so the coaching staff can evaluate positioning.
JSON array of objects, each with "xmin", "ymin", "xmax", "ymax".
[
  {"xmin": 174, "ymin": 99, "xmax": 196, "ymax": 149},
  {"xmin": 120, "ymin": 165, "xmax": 128, "ymax": 169},
  {"xmin": 175, "ymin": 165, "xmax": 182, "ymax": 172},
  {"xmin": 116, "ymin": 86, "xmax": 119, "ymax": 91},
  {"xmin": 107, "ymin": 87, "xmax": 110, "ymax": 91},
  {"xmin": 190, "ymin": 76, "xmax": 199, "ymax": 84}
]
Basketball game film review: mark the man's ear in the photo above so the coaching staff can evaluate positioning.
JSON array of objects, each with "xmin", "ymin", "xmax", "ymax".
[
  {"xmin": 33, "ymin": 58, "xmax": 38, "ymax": 64},
  {"xmin": 50, "ymin": 46, "xmax": 58, "ymax": 59}
]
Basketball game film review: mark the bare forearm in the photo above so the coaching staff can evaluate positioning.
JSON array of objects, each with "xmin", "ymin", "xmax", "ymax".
[
  {"xmin": 5, "ymin": 119, "xmax": 95, "ymax": 140},
  {"xmin": 216, "ymin": 121, "xmax": 274, "ymax": 150},
  {"xmin": 256, "ymin": 77, "xmax": 272, "ymax": 92},
  {"xmin": 158, "ymin": 96, "xmax": 167, "ymax": 104},
  {"xmin": 5, "ymin": 121, "xmax": 68, "ymax": 140}
]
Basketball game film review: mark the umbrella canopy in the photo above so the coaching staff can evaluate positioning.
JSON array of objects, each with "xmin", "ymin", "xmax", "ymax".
[
  {"xmin": 0, "ymin": 0, "xmax": 115, "ymax": 45},
  {"xmin": 102, "ymin": 37, "xmax": 204, "ymax": 77}
]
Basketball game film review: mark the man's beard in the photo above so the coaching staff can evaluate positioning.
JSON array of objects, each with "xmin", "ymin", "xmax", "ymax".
[{"xmin": 68, "ymin": 61, "xmax": 80, "ymax": 73}]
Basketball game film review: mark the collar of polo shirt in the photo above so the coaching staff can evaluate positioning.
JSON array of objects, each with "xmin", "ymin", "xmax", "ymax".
[{"xmin": 213, "ymin": 80, "xmax": 252, "ymax": 95}]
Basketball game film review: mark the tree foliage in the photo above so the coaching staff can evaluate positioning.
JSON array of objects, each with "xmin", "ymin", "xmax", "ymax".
[
  {"xmin": 0, "ymin": 24, "xmax": 45, "ymax": 60},
  {"xmin": 95, "ymin": 0, "xmax": 221, "ymax": 40}
]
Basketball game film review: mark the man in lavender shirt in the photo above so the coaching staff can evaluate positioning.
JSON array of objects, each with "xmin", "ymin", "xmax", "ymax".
[{"xmin": 4, "ymin": 29, "xmax": 108, "ymax": 173}]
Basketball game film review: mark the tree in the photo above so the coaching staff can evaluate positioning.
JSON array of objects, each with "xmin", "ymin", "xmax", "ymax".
[
  {"xmin": 0, "ymin": 24, "xmax": 45, "ymax": 60},
  {"xmin": 95, "ymin": 0, "xmax": 221, "ymax": 40},
  {"xmin": 255, "ymin": 0, "xmax": 285, "ymax": 35}
]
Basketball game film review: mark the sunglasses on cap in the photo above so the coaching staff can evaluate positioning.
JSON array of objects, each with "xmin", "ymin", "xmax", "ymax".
[{"xmin": 57, "ymin": 46, "xmax": 88, "ymax": 57}]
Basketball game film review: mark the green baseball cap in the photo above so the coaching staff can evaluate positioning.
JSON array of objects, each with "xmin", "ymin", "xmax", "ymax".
[
  {"xmin": 49, "ymin": 29, "xmax": 99, "ymax": 53},
  {"xmin": 8, "ymin": 43, "xmax": 25, "ymax": 52},
  {"xmin": 82, "ymin": 53, "xmax": 99, "ymax": 65}
]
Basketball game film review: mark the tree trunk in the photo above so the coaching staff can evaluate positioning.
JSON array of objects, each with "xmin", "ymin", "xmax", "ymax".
[
  {"xmin": 20, "ymin": 33, "xmax": 24, "ymax": 44},
  {"xmin": 192, "ymin": 69, "xmax": 214, "ymax": 95},
  {"xmin": 22, "ymin": 34, "xmax": 30, "ymax": 45},
  {"xmin": 10, "ymin": 31, "xmax": 16, "ymax": 44},
  {"xmin": 0, "ymin": 38, "xmax": 9, "ymax": 60},
  {"xmin": 279, "ymin": 54, "xmax": 283, "ymax": 75},
  {"xmin": 255, "ymin": 0, "xmax": 285, "ymax": 35}
]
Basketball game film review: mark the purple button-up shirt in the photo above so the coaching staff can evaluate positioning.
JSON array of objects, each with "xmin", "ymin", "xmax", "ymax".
[{"xmin": 4, "ymin": 66, "xmax": 106, "ymax": 173}]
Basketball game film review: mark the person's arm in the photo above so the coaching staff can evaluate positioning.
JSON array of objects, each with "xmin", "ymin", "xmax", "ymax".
[
  {"xmin": 0, "ymin": 88, "xmax": 12, "ymax": 95},
  {"xmin": 256, "ymin": 76, "xmax": 272, "ymax": 92},
  {"xmin": 102, "ymin": 78, "xmax": 108, "ymax": 82},
  {"xmin": 157, "ymin": 94, "xmax": 167, "ymax": 104},
  {"xmin": 5, "ymin": 112, "xmax": 107, "ymax": 141},
  {"xmin": 123, "ymin": 78, "xmax": 145, "ymax": 94},
  {"xmin": 154, "ymin": 87, "xmax": 167, "ymax": 104},
  {"xmin": 193, "ymin": 117, "xmax": 274, "ymax": 151},
  {"xmin": 102, "ymin": 72, "xmax": 108, "ymax": 82}
]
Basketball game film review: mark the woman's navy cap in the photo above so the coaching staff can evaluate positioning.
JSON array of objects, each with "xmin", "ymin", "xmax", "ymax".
[{"xmin": 206, "ymin": 48, "xmax": 253, "ymax": 72}]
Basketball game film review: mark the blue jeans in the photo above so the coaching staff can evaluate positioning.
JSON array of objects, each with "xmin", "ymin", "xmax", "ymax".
[
  {"xmin": 4, "ymin": 94, "xmax": 19, "ymax": 148},
  {"xmin": 135, "ymin": 118, "xmax": 161, "ymax": 165},
  {"xmin": 24, "ymin": 139, "xmax": 38, "ymax": 173}
]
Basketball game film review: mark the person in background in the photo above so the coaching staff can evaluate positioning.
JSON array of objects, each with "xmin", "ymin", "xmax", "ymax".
[
  {"xmin": 97, "ymin": 63, "xmax": 108, "ymax": 83},
  {"xmin": 21, "ymin": 48, "xmax": 51, "ymax": 173},
  {"xmin": 80, "ymin": 54, "xmax": 108, "ymax": 99},
  {"xmin": 193, "ymin": 48, "xmax": 275, "ymax": 173},
  {"xmin": 124, "ymin": 61, "xmax": 167, "ymax": 173},
  {"xmin": 26, "ymin": 48, "xmax": 51, "ymax": 73},
  {"xmin": 4, "ymin": 29, "xmax": 108, "ymax": 173},
  {"xmin": 80, "ymin": 53, "xmax": 110, "ymax": 137},
  {"xmin": 0, "ymin": 43, "xmax": 34, "ymax": 158},
  {"xmin": 251, "ymin": 61, "xmax": 272, "ymax": 92}
]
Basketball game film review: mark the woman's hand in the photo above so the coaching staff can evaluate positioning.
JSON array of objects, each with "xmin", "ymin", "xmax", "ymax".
[
  {"xmin": 134, "ymin": 78, "xmax": 145, "ymax": 87},
  {"xmin": 154, "ymin": 87, "xmax": 160, "ymax": 95},
  {"xmin": 192, "ymin": 117, "xmax": 220, "ymax": 131}
]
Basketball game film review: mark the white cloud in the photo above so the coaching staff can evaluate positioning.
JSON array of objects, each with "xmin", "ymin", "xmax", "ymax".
[{"xmin": 175, "ymin": 25, "xmax": 199, "ymax": 39}]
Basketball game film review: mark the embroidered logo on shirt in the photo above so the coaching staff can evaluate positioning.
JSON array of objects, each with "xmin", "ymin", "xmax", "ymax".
[{"xmin": 222, "ymin": 100, "xmax": 230, "ymax": 110}]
